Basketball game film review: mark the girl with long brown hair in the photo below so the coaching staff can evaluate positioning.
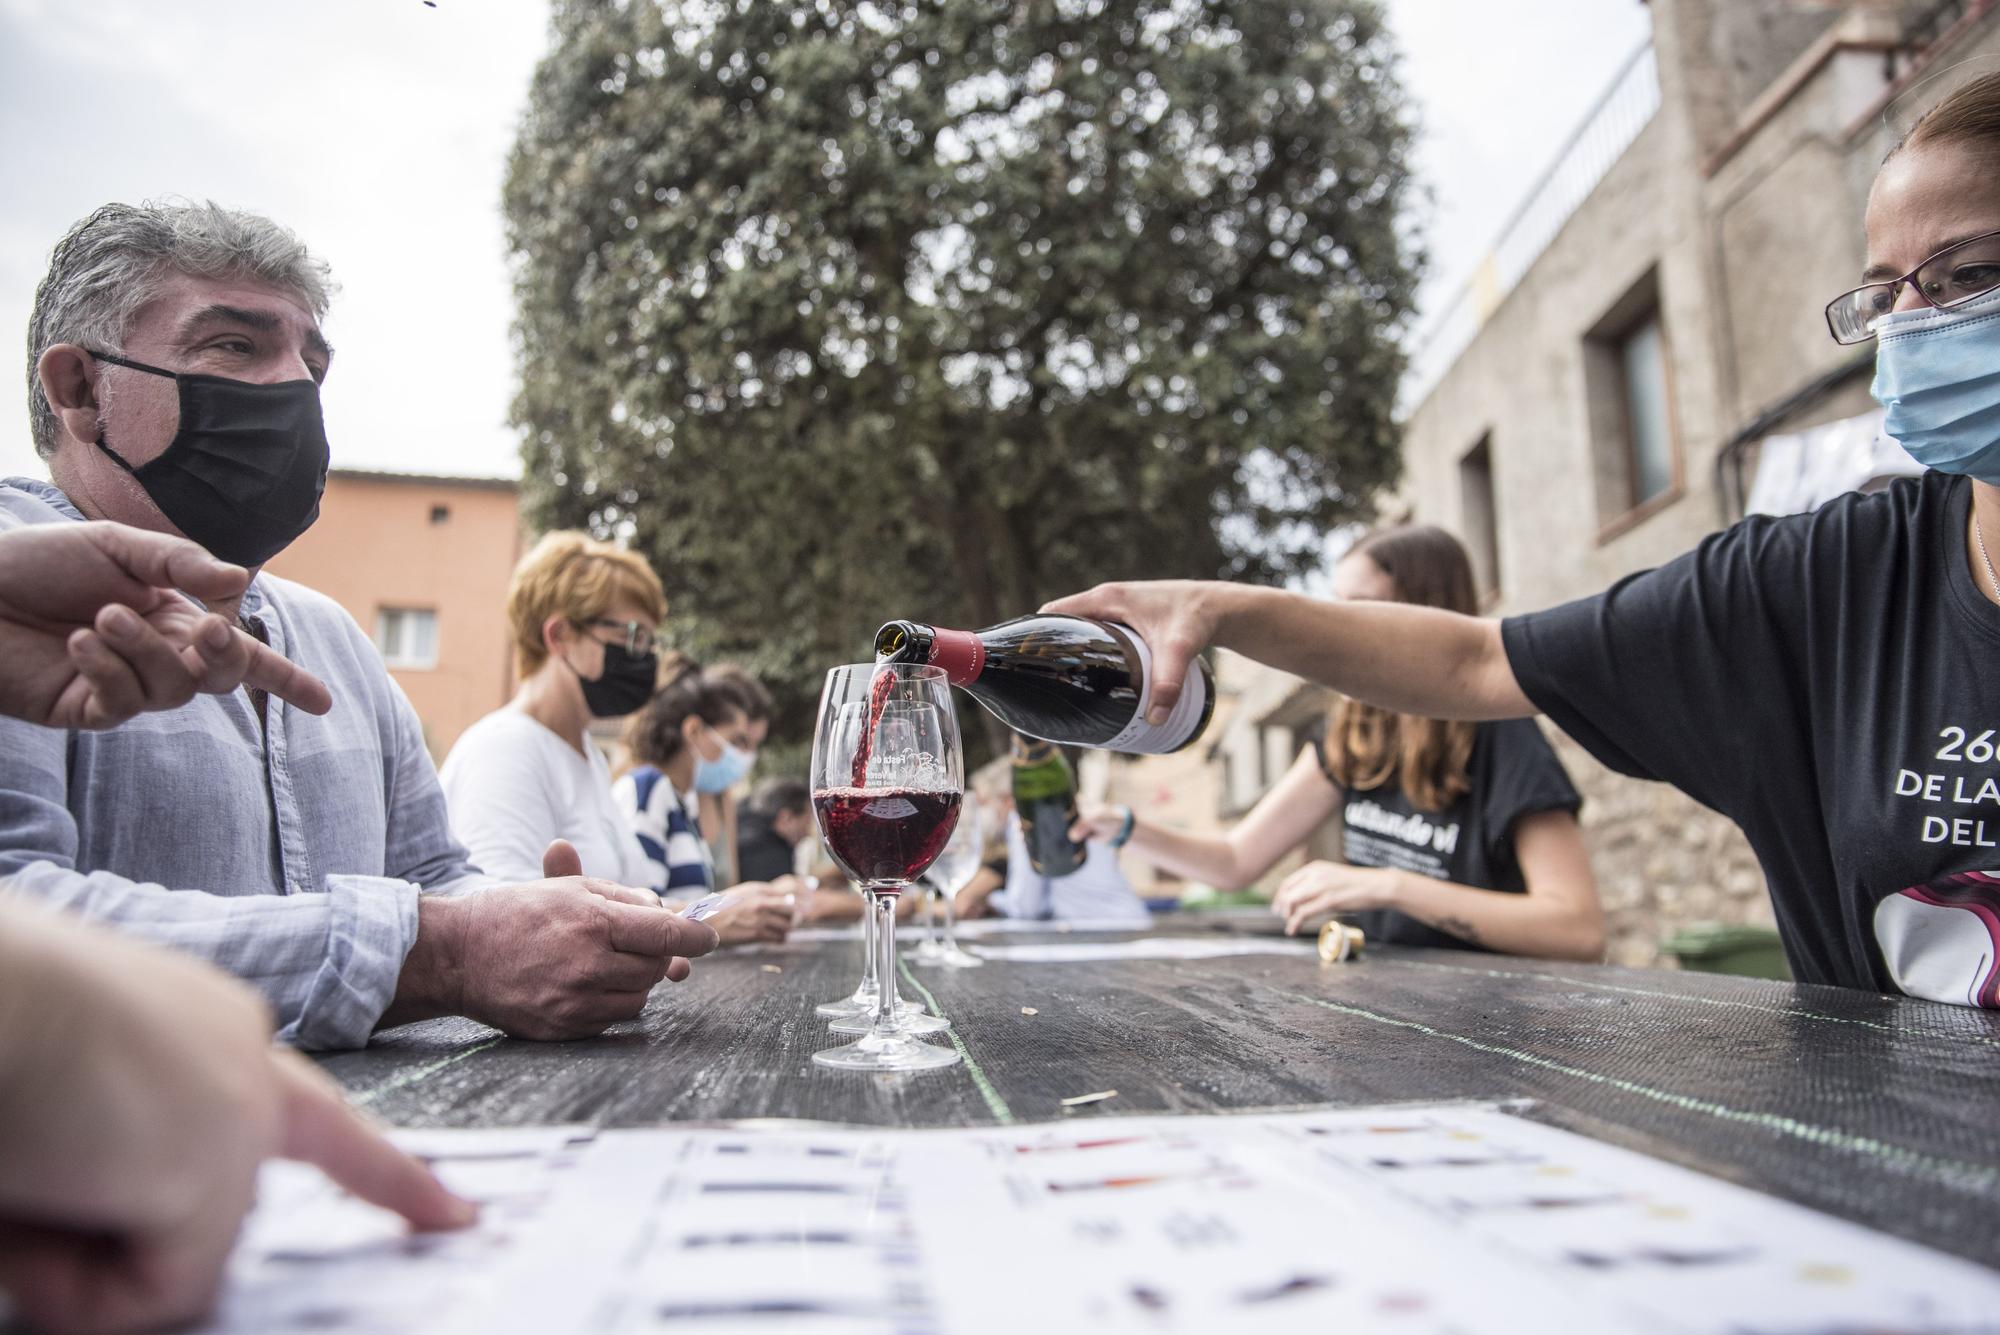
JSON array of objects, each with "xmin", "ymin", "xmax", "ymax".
[{"xmin": 1072, "ymin": 526, "xmax": 1604, "ymax": 957}]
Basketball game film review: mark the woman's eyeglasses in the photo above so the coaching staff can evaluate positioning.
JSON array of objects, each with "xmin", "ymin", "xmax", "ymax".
[
  {"xmin": 586, "ymin": 618, "xmax": 658, "ymax": 657},
  {"xmin": 1826, "ymin": 228, "xmax": 2000, "ymax": 344}
]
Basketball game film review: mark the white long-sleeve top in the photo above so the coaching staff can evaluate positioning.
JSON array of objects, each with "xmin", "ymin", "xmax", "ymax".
[{"xmin": 439, "ymin": 709, "xmax": 654, "ymax": 890}]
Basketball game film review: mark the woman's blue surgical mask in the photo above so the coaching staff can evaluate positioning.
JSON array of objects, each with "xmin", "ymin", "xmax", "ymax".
[
  {"xmin": 1872, "ymin": 285, "xmax": 2000, "ymax": 483},
  {"xmin": 693, "ymin": 727, "xmax": 755, "ymax": 794}
]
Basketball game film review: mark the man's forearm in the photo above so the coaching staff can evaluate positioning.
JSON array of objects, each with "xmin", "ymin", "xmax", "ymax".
[
  {"xmin": 1208, "ymin": 585, "xmax": 1535, "ymax": 721},
  {"xmin": 4, "ymin": 864, "xmax": 418, "ymax": 1050}
]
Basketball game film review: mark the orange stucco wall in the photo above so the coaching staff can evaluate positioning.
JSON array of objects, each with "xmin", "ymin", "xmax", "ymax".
[{"xmin": 264, "ymin": 470, "xmax": 523, "ymax": 757}]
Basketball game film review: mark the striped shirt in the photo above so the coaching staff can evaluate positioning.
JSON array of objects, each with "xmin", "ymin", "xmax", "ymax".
[{"xmin": 613, "ymin": 766, "xmax": 713, "ymax": 898}]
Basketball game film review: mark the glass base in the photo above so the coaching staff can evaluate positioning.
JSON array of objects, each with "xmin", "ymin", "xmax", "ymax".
[
  {"xmin": 812, "ymin": 1030, "xmax": 961, "ymax": 1072},
  {"xmin": 831, "ymin": 1000, "xmax": 948, "ymax": 1036},
  {"xmin": 815, "ymin": 986, "xmax": 926, "ymax": 1019},
  {"xmin": 814, "ymin": 987, "xmax": 871, "ymax": 1018},
  {"xmin": 916, "ymin": 944, "xmax": 983, "ymax": 969},
  {"xmin": 911, "ymin": 939, "xmax": 949, "ymax": 964}
]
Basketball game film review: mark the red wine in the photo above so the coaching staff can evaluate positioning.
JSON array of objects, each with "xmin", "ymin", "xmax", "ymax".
[
  {"xmin": 875, "ymin": 616, "xmax": 1215, "ymax": 754},
  {"xmin": 813, "ymin": 787, "xmax": 962, "ymax": 888},
  {"xmin": 848, "ymin": 666, "xmax": 899, "ymax": 787}
]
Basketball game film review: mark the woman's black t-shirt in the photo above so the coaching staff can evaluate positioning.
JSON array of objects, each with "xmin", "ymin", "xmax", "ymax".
[
  {"xmin": 1501, "ymin": 470, "xmax": 2000, "ymax": 1007},
  {"xmin": 1308, "ymin": 718, "xmax": 1581, "ymax": 950}
]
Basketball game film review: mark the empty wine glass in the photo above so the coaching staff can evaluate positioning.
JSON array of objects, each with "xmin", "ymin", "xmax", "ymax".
[
  {"xmin": 810, "ymin": 664, "xmax": 963, "ymax": 1071},
  {"xmin": 915, "ymin": 795, "xmax": 984, "ymax": 969},
  {"xmin": 913, "ymin": 869, "xmax": 949, "ymax": 964}
]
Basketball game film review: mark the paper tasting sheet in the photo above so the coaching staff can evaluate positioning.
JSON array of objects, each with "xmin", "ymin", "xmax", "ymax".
[
  {"xmin": 966, "ymin": 937, "xmax": 1317, "ymax": 962},
  {"xmin": 785, "ymin": 917, "xmax": 1165, "ymax": 945},
  {"xmin": 198, "ymin": 1104, "xmax": 2000, "ymax": 1334}
]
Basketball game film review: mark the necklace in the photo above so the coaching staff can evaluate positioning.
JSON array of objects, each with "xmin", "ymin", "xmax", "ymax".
[{"xmin": 1976, "ymin": 508, "xmax": 2000, "ymax": 605}]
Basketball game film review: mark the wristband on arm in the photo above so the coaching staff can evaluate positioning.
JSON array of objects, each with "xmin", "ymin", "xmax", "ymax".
[{"xmin": 1110, "ymin": 805, "xmax": 1136, "ymax": 849}]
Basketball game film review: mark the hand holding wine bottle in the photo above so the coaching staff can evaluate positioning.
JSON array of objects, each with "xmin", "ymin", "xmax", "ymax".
[
  {"xmin": 1042, "ymin": 578, "xmax": 1535, "ymax": 725},
  {"xmin": 875, "ymin": 607, "xmax": 1215, "ymax": 754},
  {"xmin": 1036, "ymin": 580, "xmax": 1223, "ymax": 730}
]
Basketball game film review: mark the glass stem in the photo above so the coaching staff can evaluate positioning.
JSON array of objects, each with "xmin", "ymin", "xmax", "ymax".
[
  {"xmin": 942, "ymin": 881, "xmax": 959, "ymax": 951},
  {"xmin": 871, "ymin": 886, "xmax": 899, "ymax": 1038},
  {"xmin": 859, "ymin": 888, "xmax": 879, "ymax": 998}
]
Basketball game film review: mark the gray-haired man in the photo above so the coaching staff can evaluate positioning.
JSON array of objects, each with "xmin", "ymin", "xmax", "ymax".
[{"xmin": 2, "ymin": 201, "xmax": 717, "ymax": 1048}]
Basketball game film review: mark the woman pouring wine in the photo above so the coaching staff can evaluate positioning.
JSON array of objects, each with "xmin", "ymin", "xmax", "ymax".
[{"xmin": 1037, "ymin": 69, "xmax": 2000, "ymax": 1010}]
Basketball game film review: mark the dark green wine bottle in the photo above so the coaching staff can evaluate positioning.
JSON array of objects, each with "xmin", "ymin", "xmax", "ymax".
[{"xmin": 1011, "ymin": 735, "xmax": 1085, "ymax": 878}]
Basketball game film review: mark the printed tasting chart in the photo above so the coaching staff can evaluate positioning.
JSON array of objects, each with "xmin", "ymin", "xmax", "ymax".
[{"xmin": 203, "ymin": 1100, "xmax": 2000, "ymax": 1335}]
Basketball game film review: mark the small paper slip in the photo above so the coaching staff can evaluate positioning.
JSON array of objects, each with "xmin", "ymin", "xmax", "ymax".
[
  {"xmin": 969, "ymin": 937, "xmax": 1317, "ymax": 963},
  {"xmin": 785, "ymin": 925, "xmax": 863, "ymax": 943},
  {"xmin": 200, "ymin": 1104, "xmax": 2000, "ymax": 1334},
  {"xmin": 952, "ymin": 915, "xmax": 1156, "ymax": 937}
]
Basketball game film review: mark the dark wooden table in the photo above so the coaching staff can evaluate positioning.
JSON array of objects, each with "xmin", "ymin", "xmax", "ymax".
[{"xmin": 320, "ymin": 913, "xmax": 2000, "ymax": 1271}]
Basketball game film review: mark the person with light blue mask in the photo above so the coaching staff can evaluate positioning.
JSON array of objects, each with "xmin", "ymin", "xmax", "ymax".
[
  {"xmin": 1040, "ymin": 70, "xmax": 2000, "ymax": 1011},
  {"xmin": 614, "ymin": 657, "xmax": 799, "ymax": 945}
]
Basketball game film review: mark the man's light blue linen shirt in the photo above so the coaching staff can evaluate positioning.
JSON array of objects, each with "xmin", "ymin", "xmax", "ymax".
[{"xmin": 0, "ymin": 478, "xmax": 488, "ymax": 1048}]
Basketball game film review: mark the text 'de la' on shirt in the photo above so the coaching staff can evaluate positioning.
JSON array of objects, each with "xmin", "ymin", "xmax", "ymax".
[
  {"xmin": 1502, "ymin": 470, "xmax": 2000, "ymax": 1007},
  {"xmin": 1308, "ymin": 718, "xmax": 1581, "ymax": 951}
]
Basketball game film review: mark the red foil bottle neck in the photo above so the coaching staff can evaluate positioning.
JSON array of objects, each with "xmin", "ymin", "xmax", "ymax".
[{"xmin": 926, "ymin": 628, "xmax": 985, "ymax": 685}]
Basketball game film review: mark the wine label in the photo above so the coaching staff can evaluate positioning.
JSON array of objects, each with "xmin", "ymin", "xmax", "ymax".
[
  {"xmin": 1104, "ymin": 626, "xmax": 1211, "ymax": 754},
  {"xmin": 925, "ymin": 628, "xmax": 985, "ymax": 685}
]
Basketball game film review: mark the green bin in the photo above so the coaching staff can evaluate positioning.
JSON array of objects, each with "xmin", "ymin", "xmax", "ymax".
[{"xmin": 1662, "ymin": 923, "xmax": 1791, "ymax": 980}]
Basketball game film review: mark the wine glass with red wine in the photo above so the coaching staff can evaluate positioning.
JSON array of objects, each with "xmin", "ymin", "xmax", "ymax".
[
  {"xmin": 810, "ymin": 663, "xmax": 963, "ymax": 1072},
  {"xmin": 827, "ymin": 710, "xmax": 948, "ymax": 1037}
]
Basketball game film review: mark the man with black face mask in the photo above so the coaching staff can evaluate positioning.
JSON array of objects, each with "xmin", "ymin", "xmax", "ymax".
[{"xmin": 1, "ymin": 201, "xmax": 717, "ymax": 1049}]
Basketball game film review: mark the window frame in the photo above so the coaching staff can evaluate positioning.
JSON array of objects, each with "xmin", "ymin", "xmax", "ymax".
[
  {"xmin": 375, "ymin": 606, "xmax": 440, "ymax": 671},
  {"xmin": 1457, "ymin": 431, "xmax": 1503, "ymax": 607},
  {"xmin": 1583, "ymin": 268, "xmax": 1686, "ymax": 543}
]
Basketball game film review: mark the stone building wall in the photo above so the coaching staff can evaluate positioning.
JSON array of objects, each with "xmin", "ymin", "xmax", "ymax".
[{"xmin": 1543, "ymin": 726, "xmax": 1772, "ymax": 968}]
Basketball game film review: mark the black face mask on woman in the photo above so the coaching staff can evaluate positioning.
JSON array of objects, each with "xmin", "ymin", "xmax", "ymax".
[
  {"xmin": 574, "ymin": 641, "xmax": 660, "ymax": 718},
  {"xmin": 89, "ymin": 349, "xmax": 330, "ymax": 568}
]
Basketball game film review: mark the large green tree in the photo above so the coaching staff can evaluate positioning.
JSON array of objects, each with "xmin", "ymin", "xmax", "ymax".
[{"xmin": 506, "ymin": 0, "xmax": 1422, "ymax": 758}]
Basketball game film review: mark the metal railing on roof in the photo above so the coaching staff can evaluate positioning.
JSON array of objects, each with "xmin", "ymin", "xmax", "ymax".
[
  {"xmin": 1400, "ymin": 41, "xmax": 1660, "ymax": 415},
  {"xmin": 1903, "ymin": 0, "xmax": 1977, "ymax": 51}
]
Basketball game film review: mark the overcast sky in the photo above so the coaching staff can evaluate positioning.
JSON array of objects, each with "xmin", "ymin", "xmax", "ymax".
[{"xmin": 0, "ymin": 0, "xmax": 1653, "ymax": 483}]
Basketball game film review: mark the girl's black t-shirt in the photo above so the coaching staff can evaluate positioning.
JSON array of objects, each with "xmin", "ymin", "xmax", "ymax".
[
  {"xmin": 1502, "ymin": 470, "xmax": 2000, "ymax": 1007},
  {"xmin": 1308, "ymin": 718, "xmax": 1581, "ymax": 950}
]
